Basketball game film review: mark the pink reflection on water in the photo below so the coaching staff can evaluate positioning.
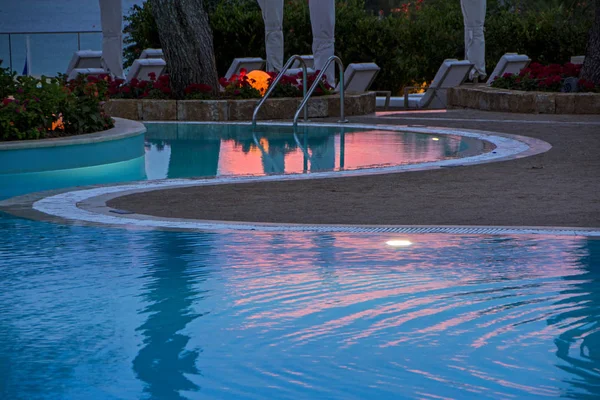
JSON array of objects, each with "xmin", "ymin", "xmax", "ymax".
[
  {"xmin": 210, "ymin": 130, "xmax": 466, "ymax": 177},
  {"xmin": 219, "ymin": 233, "xmax": 588, "ymax": 351}
]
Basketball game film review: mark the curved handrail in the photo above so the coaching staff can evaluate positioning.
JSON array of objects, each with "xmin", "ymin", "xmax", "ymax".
[
  {"xmin": 252, "ymin": 55, "xmax": 309, "ymax": 130},
  {"xmin": 293, "ymin": 56, "xmax": 347, "ymax": 130}
]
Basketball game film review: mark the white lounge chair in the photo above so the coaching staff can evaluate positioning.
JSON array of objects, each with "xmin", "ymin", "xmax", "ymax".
[
  {"xmin": 291, "ymin": 55, "xmax": 314, "ymax": 69},
  {"xmin": 285, "ymin": 55, "xmax": 316, "ymax": 77},
  {"xmin": 65, "ymin": 50, "xmax": 102, "ymax": 76},
  {"xmin": 486, "ymin": 53, "xmax": 531, "ymax": 85},
  {"xmin": 402, "ymin": 59, "xmax": 474, "ymax": 109},
  {"xmin": 126, "ymin": 58, "xmax": 167, "ymax": 82},
  {"xmin": 224, "ymin": 57, "xmax": 265, "ymax": 79},
  {"xmin": 139, "ymin": 48, "xmax": 164, "ymax": 59},
  {"xmin": 336, "ymin": 62, "xmax": 381, "ymax": 93},
  {"xmin": 571, "ymin": 56, "xmax": 585, "ymax": 65},
  {"xmin": 67, "ymin": 67, "xmax": 106, "ymax": 81}
]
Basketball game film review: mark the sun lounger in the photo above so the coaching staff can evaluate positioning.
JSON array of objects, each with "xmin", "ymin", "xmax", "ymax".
[
  {"xmin": 402, "ymin": 59, "xmax": 473, "ymax": 109},
  {"xmin": 126, "ymin": 58, "xmax": 167, "ymax": 82},
  {"xmin": 65, "ymin": 50, "xmax": 103, "ymax": 76},
  {"xmin": 67, "ymin": 67, "xmax": 107, "ymax": 81},
  {"xmin": 291, "ymin": 55, "xmax": 314, "ymax": 69},
  {"xmin": 139, "ymin": 48, "xmax": 164, "ymax": 59},
  {"xmin": 224, "ymin": 57, "xmax": 265, "ymax": 79},
  {"xmin": 486, "ymin": 53, "xmax": 531, "ymax": 85}
]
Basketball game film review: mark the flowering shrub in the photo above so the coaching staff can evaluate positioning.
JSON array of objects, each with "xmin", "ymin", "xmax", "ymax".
[
  {"xmin": 1, "ymin": 69, "xmax": 113, "ymax": 141},
  {"xmin": 219, "ymin": 69, "xmax": 262, "ymax": 99},
  {"xmin": 108, "ymin": 73, "xmax": 171, "ymax": 99},
  {"xmin": 125, "ymin": 0, "xmax": 592, "ymax": 94},
  {"xmin": 184, "ymin": 83, "xmax": 213, "ymax": 100},
  {"xmin": 267, "ymin": 71, "xmax": 334, "ymax": 98},
  {"xmin": 491, "ymin": 62, "xmax": 600, "ymax": 93}
]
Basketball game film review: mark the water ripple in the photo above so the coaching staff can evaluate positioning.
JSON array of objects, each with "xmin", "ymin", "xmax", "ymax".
[{"xmin": 1, "ymin": 215, "xmax": 599, "ymax": 399}]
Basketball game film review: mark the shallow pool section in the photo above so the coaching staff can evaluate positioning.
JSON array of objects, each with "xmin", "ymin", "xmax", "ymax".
[
  {"xmin": 144, "ymin": 124, "xmax": 491, "ymax": 179},
  {"xmin": 0, "ymin": 124, "xmax": 492, "ymax": 201},
  {"xmin": 1, "ymin": 213, "xmax": 599, "ymax": 400}
]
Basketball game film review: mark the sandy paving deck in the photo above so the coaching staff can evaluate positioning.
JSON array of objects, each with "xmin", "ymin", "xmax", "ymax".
[{"xmin": 108, "ymin": 110, "xmax": 600, "ymax": 228}]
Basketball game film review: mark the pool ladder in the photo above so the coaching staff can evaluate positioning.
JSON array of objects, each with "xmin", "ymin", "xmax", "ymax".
[
  {"xmin": 252, "ymin": 55, "xmax": 309, "ymax": 130},
  {"xmin": 252, "ymin": 55, "xmax": 348, "ymax": 131}
]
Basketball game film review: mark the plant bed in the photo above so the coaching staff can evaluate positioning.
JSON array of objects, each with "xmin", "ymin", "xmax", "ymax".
[
  {"xmin": 448, "ymin": 86, "xmax": 600, "ymax": 114},
  {"xmin": 0, "ymin": 118, "xmax": 146, "ymax": 174},
  {"xmin": 1, "ymin": 68, "xmax": 113, "ymax": 141}
]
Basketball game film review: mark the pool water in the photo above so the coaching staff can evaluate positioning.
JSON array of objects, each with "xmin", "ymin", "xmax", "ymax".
[
  {"xmin": 1, "ymin": 123, "xmax": 599, "ymax": 399},
  {"xmin": 1, "ymin": 218, "xmax": 599, "ymax": 399},
  {"xmin": 143, "ymin": 124, "xmax": 487, "ymax": 180},
  {"xmin": 0, "ymin": 124, "xmax": 488, "ymax": 200}
]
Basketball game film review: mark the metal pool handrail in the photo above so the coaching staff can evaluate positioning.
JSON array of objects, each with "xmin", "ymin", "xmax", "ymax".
[
  {"xmin": 252, "ymin": 55, "xmax": 309, "ymax": 130},
  {"xmin": 293, "ymin": 56, "xmax": 347, "ymax": 131}
]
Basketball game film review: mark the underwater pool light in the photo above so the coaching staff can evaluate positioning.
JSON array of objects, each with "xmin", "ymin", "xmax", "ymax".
[{"xmin": 386, "ymin": 240, "xmax": 412, "ymax": 247}]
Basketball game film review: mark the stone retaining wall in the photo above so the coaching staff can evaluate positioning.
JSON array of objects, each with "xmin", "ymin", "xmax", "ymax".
[
  {"xmin": 104, "ymin": 92, "xmax": 376, "ymax": 121},
  {"xmin": 448, "ymin": 86, "xmax": 600, "ymax": 114}
]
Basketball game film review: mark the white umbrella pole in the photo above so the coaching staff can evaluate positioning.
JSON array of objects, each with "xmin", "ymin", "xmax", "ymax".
[
  {"xmin": 309, "ymin": 0, "xmax": 335, "ymax": 84},
  {"xmin": 99, "ymin": 0, "xmax": 124, "ymax": 79},
  {"xmin": 257, "ymin": 0, "xmax": 284, "ymax": 72},
  {"xmin": 461, "ymin": 0, "xmax": 486, "ymax": 81}
]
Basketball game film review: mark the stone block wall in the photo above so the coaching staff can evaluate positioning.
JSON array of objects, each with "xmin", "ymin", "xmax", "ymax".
[
  {"xmin": 104, "ymin": 92, "xmax": 376, "ymax": 121},
  {"xmin": 447, "ymin": 86, "xmax": 600, "ymax": 114}
]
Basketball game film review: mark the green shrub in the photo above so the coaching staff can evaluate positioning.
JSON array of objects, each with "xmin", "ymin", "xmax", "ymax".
[
  {"xmin": 0, "ymin": 67, "xmax": 17, "ymax": 99},
  {"xmin": 123, "ymin": 0, "xmax": 593, "ymax": 94},
  {"xmin": 0, "ymin": 70, "xmax": 113, "ymax": 141}
]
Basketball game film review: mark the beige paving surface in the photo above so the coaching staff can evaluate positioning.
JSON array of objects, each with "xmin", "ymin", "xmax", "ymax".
[{"xmin": 108, "ymin": 110, "xmax": 600, "ymax": 228}]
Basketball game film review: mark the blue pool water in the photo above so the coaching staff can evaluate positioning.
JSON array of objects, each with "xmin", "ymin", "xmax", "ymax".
[
  {"xmin": 1, "ymin": 124, "xmax": 599, "ymax": 399},
  {"xmin": 0, "ymin": 124, "xmax": 486, "ymax": 200},
  {"xmin": 1, "ymin": 218, "xmax": 599, "ymax": 399}
]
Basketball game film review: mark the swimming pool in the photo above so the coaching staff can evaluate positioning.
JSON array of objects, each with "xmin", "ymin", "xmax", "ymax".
[
  {"xmin": 1, "ymin": 218, "xmax": 599, "ymax": 399},
  {"xmin": 0, "ymin": 123, "xmax": 493, "ymax": 200},
  {"xmin": 3, "ymin": 123, "xmax": 598, "ymax": 399}
]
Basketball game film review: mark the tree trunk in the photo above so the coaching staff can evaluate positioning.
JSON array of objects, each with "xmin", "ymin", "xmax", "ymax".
[
  {"xmin": 149, "ymin": 0, "xmax": 219, "ymax": 98},
  {"xmin": 581, "ymin": 0, "xmax": 600, "ymax": 84}
]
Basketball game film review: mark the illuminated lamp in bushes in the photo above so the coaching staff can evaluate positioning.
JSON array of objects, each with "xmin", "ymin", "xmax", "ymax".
[{"xmin": 246, "ymin": 70, "xmax": 271, "ymax": 96}]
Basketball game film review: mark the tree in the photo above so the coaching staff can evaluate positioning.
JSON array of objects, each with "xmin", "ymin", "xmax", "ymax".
[
  {"xmin": 149, "ymin": 0, "xmax": 219, "ymax": 98},
  {"xmin": 581, "ymin": 0, "xmax": 600, "ymax": 84}
]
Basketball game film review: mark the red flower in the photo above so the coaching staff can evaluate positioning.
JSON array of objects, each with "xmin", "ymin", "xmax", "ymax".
[
  {"xmin": 2, "ymin": 98, "xmax": 11, "ymax": 106},
  {"xmin": 579, "ymin": 79, "xmax": 595, "ymax": 90},
  {"xmin": 148, "ymin": 72, "xmax": 157, "ymax": 81}
]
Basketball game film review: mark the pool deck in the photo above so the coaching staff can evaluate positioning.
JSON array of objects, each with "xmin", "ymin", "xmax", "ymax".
[{"xmin": 97, "ymin": 110, "xmax": 600, "ymax": 228}]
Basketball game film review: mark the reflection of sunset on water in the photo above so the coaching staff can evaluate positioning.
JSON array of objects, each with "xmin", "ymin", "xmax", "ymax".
[{"xmin": 144, "ymin": 126, "xmax": 485, "ymax": 179}]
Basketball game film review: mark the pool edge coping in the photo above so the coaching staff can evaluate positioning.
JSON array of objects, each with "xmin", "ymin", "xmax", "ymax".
[
  {"xmin": 3, "ymin": 121, "xmax": 586, "ymax": 235},
  {"xmin": 0, "ymin": 118, "xmax": 146, "ymax": 151}
]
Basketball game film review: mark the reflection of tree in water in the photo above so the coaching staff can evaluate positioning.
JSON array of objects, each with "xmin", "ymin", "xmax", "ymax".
[
  {"xmin": 133, "ymin": 232, "xmax": 212, "ymax": 399},
  {"xmin": 167, "ymin": 140, "xmax": 221, "ymax": 178},
  {"xmin": 548, "ymin": 238, "xmax": 600, "ymax": 398}
]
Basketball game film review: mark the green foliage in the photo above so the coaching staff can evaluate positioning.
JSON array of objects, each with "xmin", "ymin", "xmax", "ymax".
[
  {"xmin": 1, "ymin": 69, "xmax": 113, "ymax": 141},
  {"xmin": 123, "ymin": 3, "xmax": 161, "ymax": 68},
  {"xmin": 123, "ymin": 0, "xmax": 593, "ymax": 94},
  {"xmin": 210, "ymin": 0, "xmax": 266, "ymax": 77},
  {"xmin": 0, "ymin": 67, "xmax": 17, "ymax": 99}
]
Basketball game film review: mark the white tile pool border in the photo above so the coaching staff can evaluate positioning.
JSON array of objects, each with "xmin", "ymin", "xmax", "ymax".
[{"xmin": 26, "ymin": 122, "xmax": 600, "ymax": 236}]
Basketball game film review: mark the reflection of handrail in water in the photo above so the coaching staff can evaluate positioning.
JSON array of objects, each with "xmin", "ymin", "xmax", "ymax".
[
  {"xmin": 252, "ymin": 133, "xmax": 285, "ymax": 174},
  {"xmin": 293, "ymin": 132, "xmax": 310, "ymax": 173}
]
